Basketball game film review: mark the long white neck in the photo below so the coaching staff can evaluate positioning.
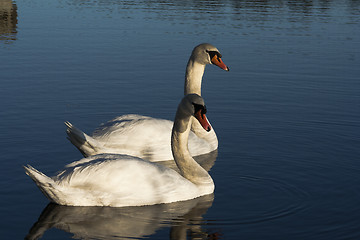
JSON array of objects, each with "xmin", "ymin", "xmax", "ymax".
[
  {"xmin": 184, "ymin": 58, "xmax": 206, "ymax": 95},
  {"xmin": 171, "ymin": 114, "xmax": 213, "ymax": 188},
  {"xmin": 184, "ymin": 58, "xmax": 218, "ymax": 149}
]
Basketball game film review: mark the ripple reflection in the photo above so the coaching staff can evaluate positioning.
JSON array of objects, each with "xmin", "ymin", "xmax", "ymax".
[
  {"xmin": 25, "ymin": 194, "xmax": 215, "ymax": 240},
  {"xmin": 213, "ymin": 176, "xmax": 309, "ymax": 225},
  {"xmin": 0, "ymin": 0, "xmax": 17, "ymax": 43}
]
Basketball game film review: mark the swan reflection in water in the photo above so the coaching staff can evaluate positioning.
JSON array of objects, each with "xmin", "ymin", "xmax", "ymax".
[
  {"xmin": 26, "ymin": 194, "xmax": 217, "ymax": 240},
  {"xmin": 157, "ymin": 149, "xmax": 218, "ymax": 174},
  {"xmin": 26, "ymin": 151, "xmax": 219, "ymax": 240}
]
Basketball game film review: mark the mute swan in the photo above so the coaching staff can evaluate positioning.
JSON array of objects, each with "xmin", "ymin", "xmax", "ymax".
[
  {"xmin": 24, "ymin": 94, "xmax": 215, "ymax": 207},
  {"xmin": 65, "ymin": 43, "xmax": 229, "ymax": 162}
]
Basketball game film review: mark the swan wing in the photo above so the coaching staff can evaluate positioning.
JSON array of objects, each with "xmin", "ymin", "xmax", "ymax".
[
  {"xmin": 56, "ymin": 154, "xmax": 200, "ymax": 207},
  {"xmin": 90, "ymin": 115, "xmax": 174, "ymax": 161}
]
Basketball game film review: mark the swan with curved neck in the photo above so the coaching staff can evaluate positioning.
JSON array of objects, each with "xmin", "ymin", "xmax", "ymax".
[
  {"xmin": 185, "ymin": 43, "xmax": 229, "ymax": 95},
  {"xmin": 65, "ymin": 43, "xmax": 229, "ymax": 162},
  {"xmin": 184, "ymin": 43, "xmax": 228, "ymax": 152},
  {"xmin": 24, "ymin": 94, "xmax": 214, "ymax": 207}
]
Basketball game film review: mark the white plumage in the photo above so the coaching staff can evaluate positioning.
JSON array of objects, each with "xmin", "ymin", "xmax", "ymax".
[
  {"xmin": 65, "ymin": 43, "xmax": 228, "ymax": 161},
  {"xmin": 24, "ymin": 94, "xmax": 215, "ymax": 207}
]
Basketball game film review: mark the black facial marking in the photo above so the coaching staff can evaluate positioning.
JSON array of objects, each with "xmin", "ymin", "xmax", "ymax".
[
  {"xmin": 206, "ymin": 50, "xmax": 222, "ymax": 59},
  {"xmin": 192, "ymin": 102, "xmax": 207, "ymax": 116}
]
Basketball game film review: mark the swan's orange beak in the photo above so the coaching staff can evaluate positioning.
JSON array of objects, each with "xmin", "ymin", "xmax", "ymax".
[
  {"xmin": 211, "ymin": 55, "xmax": 229, "ymax": 71},
  {"xmin": 195, "ymin": 109, "xmax": 211, "ymax": 132}
]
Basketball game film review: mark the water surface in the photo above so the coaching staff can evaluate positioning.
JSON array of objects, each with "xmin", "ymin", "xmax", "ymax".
[{"xmin": 1, "ymin": 0, "xmax": 360, "ymax": 239}]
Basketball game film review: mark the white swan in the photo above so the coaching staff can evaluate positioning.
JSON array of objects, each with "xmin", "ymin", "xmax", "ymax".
[
  {"xmin": 65, "ymin": 43, "xmax": 229, "ymax": 162},
  {"xmin": 24, "ymin": 94, "xmax": 215, "ymax": 207}
]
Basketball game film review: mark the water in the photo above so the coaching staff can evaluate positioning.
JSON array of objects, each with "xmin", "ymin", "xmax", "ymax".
[{"xmin": 1, "ymin": 0, "xmax": 360, "ymax": 239}]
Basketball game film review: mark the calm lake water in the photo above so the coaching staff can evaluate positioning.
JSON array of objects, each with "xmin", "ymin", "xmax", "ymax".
[{"xmin": 1, "ymin": 0, "xmax": 360, "ymax": 239}]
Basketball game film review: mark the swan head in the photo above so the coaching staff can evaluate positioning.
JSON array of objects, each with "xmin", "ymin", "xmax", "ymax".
[
  {"xmin": 178, "ymin": 94, "xmax": 211, "ymax": 132},
  {"xmin": 191, "ymin": 43, "xmax": 230, "ymax": 71}
]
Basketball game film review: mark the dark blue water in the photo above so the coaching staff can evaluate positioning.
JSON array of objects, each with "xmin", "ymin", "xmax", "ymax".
[{"xmin": 1, "ymin": 0, "xmax": 360, "ymax": 239}]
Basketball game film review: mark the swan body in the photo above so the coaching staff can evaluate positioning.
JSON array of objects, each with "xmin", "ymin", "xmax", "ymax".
[
  {"xmin": 24, "ymin": 155, "xmax": 204, "ymax": 207},
  {"xmin": 65, "ymin": 115, "xmax": 217, "ymax": 162},
  {"xmin": 66, "ymin": 43, "xmax": 228, "ymax": 161},
  {"xmin": 24, "ymin": 94, "xmax": 215, "ymax": 207}
]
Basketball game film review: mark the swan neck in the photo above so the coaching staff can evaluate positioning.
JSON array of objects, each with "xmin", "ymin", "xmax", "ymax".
[
  {"xmin": 171, "ymin": 116, "xmax": 213, "ymax": 186},
  {"xmin": 184, "ymin": 59, "xmax": 206, "ymax": 95}
]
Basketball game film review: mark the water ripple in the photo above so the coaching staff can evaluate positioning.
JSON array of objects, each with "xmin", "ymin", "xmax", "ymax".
[{"xmin": 209, "ymin": 175, "xmax": 310, "ymax": 225}]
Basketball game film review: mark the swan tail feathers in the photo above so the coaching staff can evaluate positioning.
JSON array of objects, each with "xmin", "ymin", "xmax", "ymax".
[
  {"xmin": 65, "ymin": 121, "xmax": 99, "ymax": 157},
  {"xmin": 23, "ymin": 165, "xmax": 64, "ymax": 204}
]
